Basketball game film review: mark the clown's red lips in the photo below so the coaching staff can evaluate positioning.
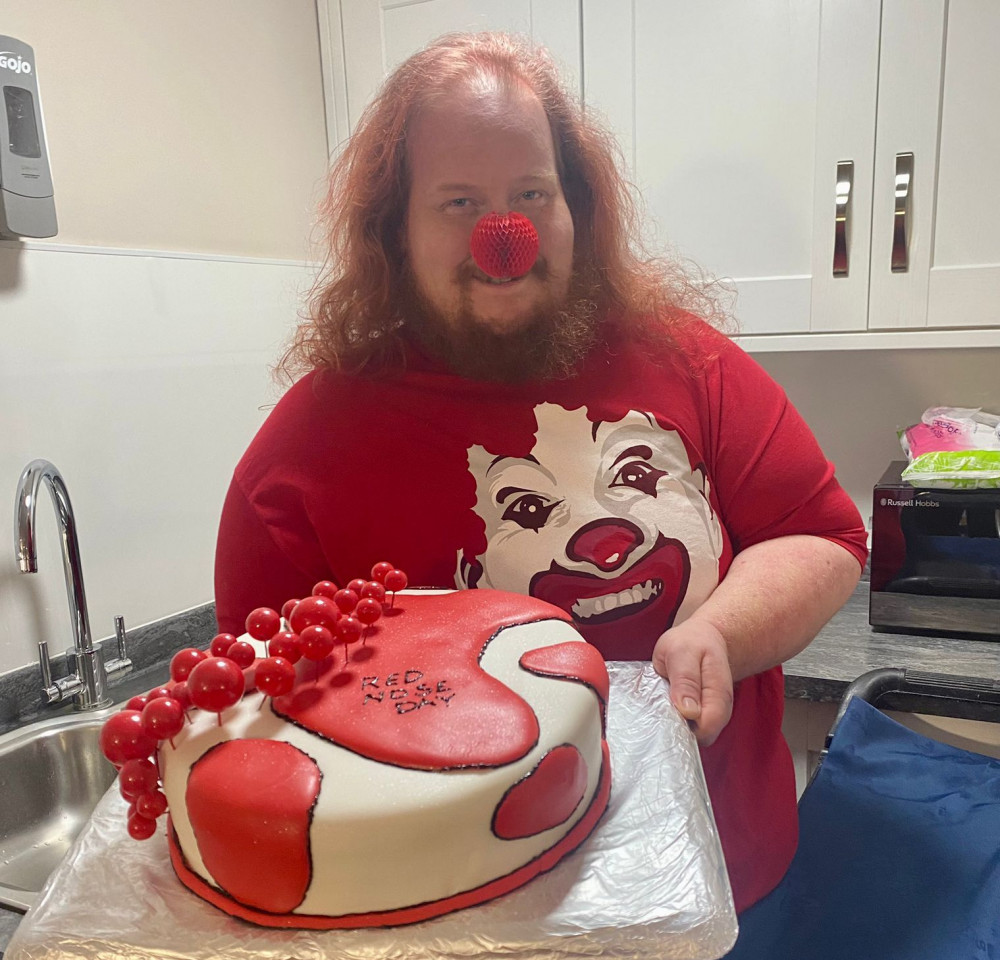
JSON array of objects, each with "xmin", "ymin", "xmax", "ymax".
[{"xmin": 528, "ymin": 534, "xmax": 691, "ymax": 659}]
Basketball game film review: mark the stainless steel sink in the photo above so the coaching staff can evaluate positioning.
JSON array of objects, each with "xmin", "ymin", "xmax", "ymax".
[{"xmin": 0, "ymin": 706, "xmax": 118, "ymax": 911}]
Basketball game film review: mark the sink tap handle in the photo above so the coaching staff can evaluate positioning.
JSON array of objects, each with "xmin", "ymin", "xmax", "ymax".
[
  {"xmin": 114, "ymin": 616, "xmax": 127, "ymax": 660},
  {"xmin": 38, "ymin": 640, "xmax": 56, "ymax": 700},
  {"xmin": 37, "ymin": 639, "xmax": 83, "ymax": 703},
  {"xmin": 104, "ymin": 615, "xmax": 132, "ymax": 681}
]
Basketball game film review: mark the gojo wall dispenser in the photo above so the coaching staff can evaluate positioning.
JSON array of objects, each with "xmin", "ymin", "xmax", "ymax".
[{"xmin": 0, "ymin": 36, "xmax": 57, "ymax": 239}]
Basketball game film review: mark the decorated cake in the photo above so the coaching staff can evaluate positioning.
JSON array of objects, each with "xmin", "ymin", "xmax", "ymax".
[{"xmin": 100, "ymin": 568, "xmax": 611, "ymax": 929}]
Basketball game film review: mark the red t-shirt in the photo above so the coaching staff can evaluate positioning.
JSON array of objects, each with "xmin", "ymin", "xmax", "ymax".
[{"xmin": 215, "ymin": 320, "xmax": 867, "ymax": 913}]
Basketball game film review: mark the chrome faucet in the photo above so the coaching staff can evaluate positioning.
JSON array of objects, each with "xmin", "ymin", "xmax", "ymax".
[{"xmin": 14, "ymin": 459, "xmax": 131, "ymax": 710}]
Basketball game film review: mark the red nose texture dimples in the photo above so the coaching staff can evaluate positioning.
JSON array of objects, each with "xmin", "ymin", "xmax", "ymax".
[{"xmin": 470, "ymin": 212, "xmax": 539, "ymax": 278}]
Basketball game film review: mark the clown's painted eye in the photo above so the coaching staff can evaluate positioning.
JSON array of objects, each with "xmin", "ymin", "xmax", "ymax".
[
  {"xmin": 499, "ymin": 491, "xmax": 560, "ymax": 531},
  {"xmin": 610, "ymin": 461, "xmax": 666, "ymax": 497}
]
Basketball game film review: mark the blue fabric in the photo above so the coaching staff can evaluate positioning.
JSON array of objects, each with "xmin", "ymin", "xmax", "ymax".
[{"xmin": 725, "ymin": 698, "xmax": 1000, "ymax": 960}]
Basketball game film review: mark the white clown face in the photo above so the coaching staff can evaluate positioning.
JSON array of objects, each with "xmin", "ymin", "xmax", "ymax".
[{"xmin": 459, "ymin": 404, "xmax": 724, "ymax": 651}]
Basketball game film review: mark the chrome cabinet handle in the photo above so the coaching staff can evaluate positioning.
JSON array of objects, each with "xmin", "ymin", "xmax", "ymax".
[
  {"xmin": 891, "ymin": 152, "xmax": 913, "ymax": 273},
  {"xmin": 833, "ymin": 160, "xmax": 853, "ymax": 277}
]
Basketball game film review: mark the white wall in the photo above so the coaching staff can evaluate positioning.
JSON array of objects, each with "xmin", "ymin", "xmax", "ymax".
[
  {"xmin": 754, "ymin": 347, "xmax": 1000, "ymax": 526},
  {"xmin": 1, "ymin": 2, "xmax": 328, "ymax": 677}
]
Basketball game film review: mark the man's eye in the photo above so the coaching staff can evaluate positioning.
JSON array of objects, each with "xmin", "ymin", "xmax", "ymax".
[
  {"xmin": 501, "ymin": 494, "xmax": 559, "ymax": 531},
  {"xmin": 610, "ymin": 462, "xmax": 666, "ymax": 497},
  {"xmin": 444, "ymin": 198, "xmax": 473, "ymax": 211},
  {"xmin": 515, "ymin": 190, "xmax": 544, "ymax": 205}
]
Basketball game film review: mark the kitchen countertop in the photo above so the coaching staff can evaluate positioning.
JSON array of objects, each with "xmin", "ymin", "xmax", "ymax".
[
  {"xmin": 784, "ymin": 580, "xmax": 1000, "ymax": 703},
  {"xmin": 1, "ymin": 584, "xmax": 997, "ymax": 954}
]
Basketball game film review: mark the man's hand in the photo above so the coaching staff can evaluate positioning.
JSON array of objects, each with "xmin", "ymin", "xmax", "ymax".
[{"xmin": 651, "ymin": 619, "xmax": 733, "ymax": 746}]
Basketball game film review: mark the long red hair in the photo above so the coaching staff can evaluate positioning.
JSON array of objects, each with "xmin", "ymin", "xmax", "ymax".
[{"xmin": 279, "ymin": 32, "xmax": 730, "ymax": 380}]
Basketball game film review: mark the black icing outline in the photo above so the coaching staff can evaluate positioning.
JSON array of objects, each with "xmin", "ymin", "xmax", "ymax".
[
  {"xmin": 517, "ymin": 643, "xmax": 609, "ymax": 735},
  {"xmin": 171, "ymin": 739, "xmax": 612, "ymax": 925},
  {"xmin": 184, "ymin": 738, "xmax": 323, "ymax": 912},
  {"xmin": 489, "ymin": 742, "xmax": 586, "ymax": 840}
]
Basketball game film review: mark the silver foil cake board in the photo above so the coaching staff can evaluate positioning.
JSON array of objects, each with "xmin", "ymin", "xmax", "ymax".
[{"xmin": 5, "ymin": 662, "xmax": 738, "ymax": 960}]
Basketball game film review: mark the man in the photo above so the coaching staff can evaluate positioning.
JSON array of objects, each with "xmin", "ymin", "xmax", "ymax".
[{"xmin": 215, "ymin": 32, "xmax": 867, "ymax": 913}]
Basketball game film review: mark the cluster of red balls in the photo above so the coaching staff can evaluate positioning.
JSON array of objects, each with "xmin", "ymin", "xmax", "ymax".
[
  {"xmin": 100, "ymin": 562, "xmax": 407, "ymax": 841},
  {"xmin": 243, "ymin": 561, "xmax": 409, "ymax": 675},
  {"xmin": 98, "ymin": 686, "xmax": 184, "ymax": 840}
]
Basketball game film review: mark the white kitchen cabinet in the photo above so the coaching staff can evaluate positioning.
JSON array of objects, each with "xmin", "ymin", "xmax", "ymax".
[
  {"xmin": 583, "ymin": 0, "xmax": 1000, "ymax": 346},
  {"xmin": 868, "ymin": 0, "xmax": 1000, "ymax": 333},
  {"xmin": 318, "ymin": 0, "xmax": 581, "ymax": 149},
  {"xmin": 584, "ymin": 0, "xmax": 879, "ymax": 337}
]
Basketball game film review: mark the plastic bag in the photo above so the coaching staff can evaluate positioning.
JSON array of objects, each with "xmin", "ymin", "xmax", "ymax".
[
  {"xmin": 901, "ymin": 450, "xmax": 1000, "ymax": 489},
  {"xmin": 899, "ymin": 407, "xmax": 1000, "ymax": 488}
]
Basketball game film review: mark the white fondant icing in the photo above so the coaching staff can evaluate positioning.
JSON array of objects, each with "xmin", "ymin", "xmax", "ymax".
[{"xmin": 160, "ymin": 592, "xmax": 607, "ymax": 922}]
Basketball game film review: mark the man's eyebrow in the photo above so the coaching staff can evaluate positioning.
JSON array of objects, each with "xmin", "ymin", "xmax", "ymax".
[
  {"xmin": 434, "ymin": 183, "xmax": 479, "ymax": 194},
  {"xmin": 486, "ymin": 453, "xmax": 540, "ymax": 475},
  {"xmin": 611, "ymin": 445, "xmax": 653, "ymax": 467},
  {"xmin": 433, "ymin": 174, "xmax": 557, "ymax": 194}
]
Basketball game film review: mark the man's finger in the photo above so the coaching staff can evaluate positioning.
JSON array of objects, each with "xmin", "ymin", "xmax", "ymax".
[
  {"xmin": 691, "ymin": 649, "xmax": 734, "ymax": 745},
  {"xmin": 661, "ymin": 647, "xmax": 704, "ymax": 721}
]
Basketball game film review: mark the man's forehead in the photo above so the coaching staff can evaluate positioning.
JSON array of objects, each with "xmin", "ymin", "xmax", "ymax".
[{"xmin": 407, "ymin": 83, "xmax": 554, "ymax": 163}]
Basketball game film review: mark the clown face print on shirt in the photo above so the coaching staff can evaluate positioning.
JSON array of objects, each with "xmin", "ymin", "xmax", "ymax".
[{"xmin": 458, "ymin": 403, "xmax": 724, "ymax": 658}]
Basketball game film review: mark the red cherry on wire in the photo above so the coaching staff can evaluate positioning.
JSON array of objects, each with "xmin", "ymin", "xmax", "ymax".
[
  {"xmin": 255, "ymin": 657, "xmax": 296, "ymax": 698},
  {"xmin": 125, "ymin": 694, "xmax": 149, "ymax": 713},
  {"xmin": 210, "ymin": 633, "xmax": 238, "ymax": 657},
  {"xmin": 335, "ymin": 616, "xmax": 363, "ymax": 646},
  {"xmin": 371, "ymin": 561, "xmax": 394, "ymax": 583},
  {"xmin": 245, "ymin": 607, "xmax": 281, "ymax": 641},
  {"xmin": 100, "ymin": 711, "xmax": 158, "ymax": 766},
  {"xmin": 146, "ymin": 686, "xmax": 172, "ymax": 702},
  {"xmin": 289, "ymin": 595, "xmax": 340, "ymax": 634},
  {"xmin": 333, "ymin": 588, "xmax": 358, "ymax": 614},
  {"xmin": 127, "ymin": 812, "xmax": 158, "ymax": 840},
  {"xmin": 171, "ymin": 681, "xmax": 192, "ymax": 711},
  {"xmin": 280, "ymin": 597, "xmax": 300, "ymax": 622},
  {"xmin": 187, "ymin": 657, "xmax": 245, "ymax": 715},
  {"xmin": 347, "ymin": 578, "xmax": 367, "ymax": 595},
  {"xmin": 118, "ymin": 758, "xmax": 159, "ymax": 801},
  {"xmin": 136, "ymin": 790, "xmax": 168, "ymax": 819},
  {"xmin": 312, "ymin": 580, "xmax": 338, "ymax": 600},
  {"xmin": 269, "ymin": 630, "xmax": 302, "ymax": 664},
  {"xmin": 360, "ymin": 581, "xmax": 386, "ymax": 604},
  {"xmin": 170, "ymin": 647, "xmax": 208, "ymax": 682},
  {"xmin": 141, "ymin": 697, "xmax": 186, "ymax": 743},
  {"xmin": 384, "ymin": 569, "xmax": 408, "ymax": 593},
  {"xmin": 355, "ymin": 597, "xmax": 382, "ymax": 626},
  {"xmin": 300, "ymin": 624, "xmax": 335, "ymax": 661},
  {"xmin": 226, "ymin": 639, "xmax": 257, "ymax": 669}
]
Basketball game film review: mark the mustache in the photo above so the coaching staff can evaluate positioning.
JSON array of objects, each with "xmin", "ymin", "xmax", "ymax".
[{"xmin": 457, "ymin": 257, "xmax": 550, "ymax": 283}]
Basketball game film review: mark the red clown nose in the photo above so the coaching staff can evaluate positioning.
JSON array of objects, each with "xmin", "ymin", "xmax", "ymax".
[{"xmin": 469, "ymin": 212, "xmax": 539, "ymax": 279}]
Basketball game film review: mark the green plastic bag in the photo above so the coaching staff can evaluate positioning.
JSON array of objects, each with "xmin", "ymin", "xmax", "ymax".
[{"xmin": 901, "ymin": 450, "xmax": 1000, "ymax": 489}]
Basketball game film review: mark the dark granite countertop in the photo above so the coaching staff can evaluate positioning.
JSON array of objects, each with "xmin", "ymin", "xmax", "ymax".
[{"xmin": 784, "ymin": 581, "xmax": 1000, "ymax": 702}]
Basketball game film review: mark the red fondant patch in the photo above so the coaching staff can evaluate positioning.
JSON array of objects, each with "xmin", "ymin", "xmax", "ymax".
[
  {"xmin": 273, "ymin": 591, "xmax": 574, "ymax": 771},
  {"xmin": 492, "ymin": 744, "xmax": 588, "ymax": 840},
  {"xmin": 168, "ymin": 740, "xmax": 612, "ymax": 929},
  {"xmin": 518, "ymin": 641, "xmax": 610, "ymax": 718},
  {"xmin": 186, "ymin": 740, "xmax": 319, "ymax": 913}
]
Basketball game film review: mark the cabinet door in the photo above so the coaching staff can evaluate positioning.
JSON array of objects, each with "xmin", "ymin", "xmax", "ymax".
[
  {"xmin": 327, "ymin": 0, "xmax": 580, "ymax": 143},
  {"xmin": 583, "ymin": 0, "xmax": 880, "ymax": 335},
  {"xmin": 869, "ymin": 0, "xmax": 1000, "ymax": 331}
]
